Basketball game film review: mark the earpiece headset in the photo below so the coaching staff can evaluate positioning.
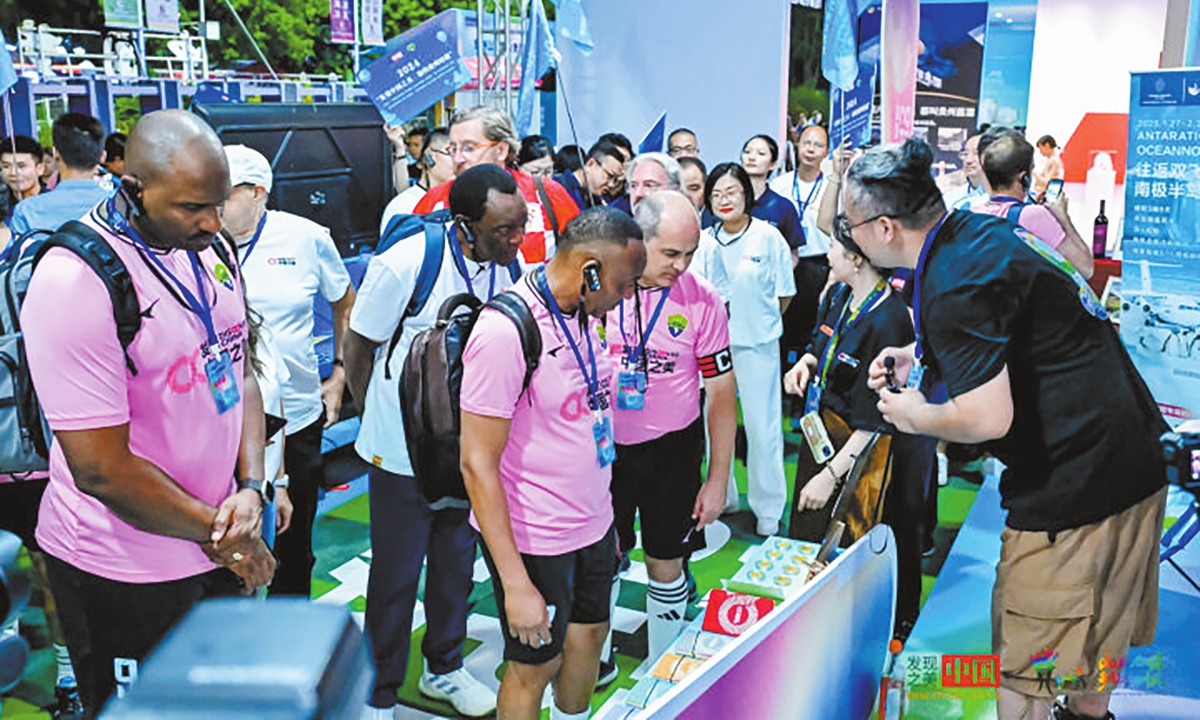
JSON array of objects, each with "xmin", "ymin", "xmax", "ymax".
[
  {"xmin": 457, "ymin": 217, "xmax": 476, "ymax": 245},
  {"xmin": 423, "ymin": 152, "xmax": 437, "ymax": 168},
  {"xmin": 582, "ymin": 263, "xmax": 602, "ymax": 293},
  {"xmin": 122, "ymin": 177, "xmax": 148, "ymax": 217}
]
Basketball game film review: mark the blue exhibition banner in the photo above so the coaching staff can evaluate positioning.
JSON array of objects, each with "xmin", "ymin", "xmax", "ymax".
[
  {"xmin": 356, "ymin": 11, "xmax": 472, "ymax": 127},
  {"xmin": 1120, "ymin": 69, "xmax": 1200, "ymax": 424},
  {"xmin": 830, "ymin": 6, "xmax": 879, "ymax": 150}
]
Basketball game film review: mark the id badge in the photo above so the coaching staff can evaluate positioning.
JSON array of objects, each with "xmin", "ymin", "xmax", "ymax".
[
  {"xmin": 799, "ymin": 411, "xmax": 835, "ymax": 464},
  {"xmin": 593, "ymin": 415, "xmax": 616, "ymax": 468},
  {"xmin": 205, "ymin": 351, "xmax": 241, "ymax": 415},
  {"xmin": 804, "ymin": 383, "xmax": 822, "ymax": 416},
  {"xmin": 616, "ymin": 370, "xmax": 647, "ymax": 411},
  {"xmin": 906, "ymin": 363, "xmax": 925, "ymax": 391}
]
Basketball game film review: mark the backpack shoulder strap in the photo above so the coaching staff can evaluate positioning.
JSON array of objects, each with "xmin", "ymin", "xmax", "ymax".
[
  {"xmin": 1004, "ymin": 202, "xmax": 1024, "ymax": 226},
  {"xmin": 485, "ymin": 291, "xmax": 542, "ymax": 396},
  {"xmin": 534, "ymin": 175, "xmax": 562, "ymax": 234},
  {"xmin": 383, "ymin": 219, "xmax": 447, "ymax": 380},
  {"xmin": 33, "ymin": 221, "xmax": 141, "ymax": 375}
]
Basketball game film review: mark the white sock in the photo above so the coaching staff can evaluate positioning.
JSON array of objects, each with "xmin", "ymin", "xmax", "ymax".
[
  {"xmin": 54, "ymin": 643, "xmax": 75, "ymax": 685},
  {"xmin": 646, "ymin": 575, "xmax": 688, "ymax": 660},
  {"xmin": 550, "ymin": 703, "xmax": 590, "ymax": 720},
  {"xmin": 600, "ymin": 575, "xmax": 620, "ymax": 664}
]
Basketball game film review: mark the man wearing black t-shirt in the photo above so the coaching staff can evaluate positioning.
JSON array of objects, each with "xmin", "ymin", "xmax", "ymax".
[{"xmin": 844, "ymin": 139, "xmax": 1166, "ymax": 720}]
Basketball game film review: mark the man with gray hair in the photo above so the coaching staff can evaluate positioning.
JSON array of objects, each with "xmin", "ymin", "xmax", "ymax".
[
  {"xmin": 614, "ymin": 152, "xmax": 683, "ymax": 214},
  {"xmin": 415, "ymin": 106, "xmax": 579, "ymax": 264},
  {"xmin": 846, "ymin": 138, "xmax": 1166, "ymax": 720},
  {"xmin": 606, "ymin": 191, "xmax": 736, "ymax": 660}
]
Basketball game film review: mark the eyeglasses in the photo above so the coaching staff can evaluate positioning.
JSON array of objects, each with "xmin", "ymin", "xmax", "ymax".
[
  {"xmin": 427, "ymin": 147, "xmax": 452, "ymax": 158},
  {"xmin": 833, "ymin": 212, "xmax": 885, "ymax": 246},
  {"xmin": 446, "ymin": 140, "xmax": 500, "ymax": 156},
  {"xmin": 710, "ymin": 188, "xmax": 745, "ymax": 204},
  {"xmin": 629, "ymin": 179, "xmax": 664, "ymax": 193},
  {"xmin": 668, "ymin": 145, "xmax": 697, "ymax": 157},
  {"xmin": 597, "ymin": 162, "xmax": 625, "ymax": 185}
]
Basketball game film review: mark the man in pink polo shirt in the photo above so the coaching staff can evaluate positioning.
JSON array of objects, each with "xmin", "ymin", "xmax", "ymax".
[
  {"xmin": 460, "ymin": 208, "xmax": 645, "ymax": 720},
  {"xmin": 973, "ymin": 127, "xmax": 1094, "ymax": 279},
  {"xmin": 607, "ymin": 191, "xmax": 737, "ymax": 661},
  {"xmin": 21, "ymin": 110, "xmax": 273, "ymax": 717}
]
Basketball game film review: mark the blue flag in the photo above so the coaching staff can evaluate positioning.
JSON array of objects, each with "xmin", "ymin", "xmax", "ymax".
[
  {"xmin": 549, "ymin": 0, "xmax": 594, "ymax": 56},
  {"xmin": 822, "ymin": 0, "xmax": 859, "ymax": 92},
  {"xmin": 1, "ymin": 30, "xmax": 17, "ymax": 95},
  {"xmin": 516, "ymin": 0, "xmax": 557, "ymax": 138},
  {"xmin": 638, "ymin": 112, "xmax": 667, "ymax": 154}
]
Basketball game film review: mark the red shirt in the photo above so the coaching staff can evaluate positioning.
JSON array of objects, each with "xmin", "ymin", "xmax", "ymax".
[{"xmin": 414, "ymin": 167, "xmax": 580, "ymax": 264}]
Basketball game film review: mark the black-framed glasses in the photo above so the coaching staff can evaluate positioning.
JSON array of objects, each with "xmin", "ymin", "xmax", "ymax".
[{"xmin": 834, "ymin": 212, "xmax": 885, "ymax": 246}]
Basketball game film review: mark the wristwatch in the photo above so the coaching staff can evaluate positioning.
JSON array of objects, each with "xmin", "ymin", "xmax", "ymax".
[
  {"xmin": 237, "ymin": 477, "xmax": 275, "ymax": 504},
  {"xmin": 274, "ymin": 473, "xmax": 290, "ymax": 490}
]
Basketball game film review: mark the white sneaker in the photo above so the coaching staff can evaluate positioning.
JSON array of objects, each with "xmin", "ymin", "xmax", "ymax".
[
  {"xmin": 756, "ymin": 518, "xmax": 779, "ymax": 537},
  {"xmin": 418, "ymin": 666, "xmax": 497, "ymax": 717},
  {"xmin": 361, "ymin": 704, "xmax": 395, "ymax": 720}
]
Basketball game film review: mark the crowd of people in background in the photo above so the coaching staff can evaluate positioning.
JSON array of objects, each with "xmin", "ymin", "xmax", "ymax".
[{"xmin": 0, "ymin": 100, "xmax": 1163, "ymax": 720}]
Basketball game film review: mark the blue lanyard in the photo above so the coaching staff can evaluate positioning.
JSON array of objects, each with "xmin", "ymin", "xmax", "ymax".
[
  {"xmin": 106, "ymin": 195, "xmax": 221, "ymax": 349},
  {"xmin": 237, "ymin": 211, "xmax": 269, "ymax": 266},
  {"xmin": 536, "ymin": 269, "xmax": 600, "ymax": 411},
  {"xmin": 792, "ymin": 172, "xmax": 823, "ymax": 216},
  {"xmin": 815, "ymin": 282, "xmax": 887, "ymax": 388},
  {"xmin": 448, "ymin": 222, "xmax": 497, "ymax": 300},
  {"xmin": 912, "ymin": 213, "xmax": 949, "ymax": 361},
  {"xmin": 618, "ymin": 286, "xmax": 671, "ymax": 371}
]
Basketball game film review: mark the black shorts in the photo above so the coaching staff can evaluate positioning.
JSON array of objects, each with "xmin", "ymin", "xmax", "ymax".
[
  {"xmin": 480, "ymin": 528, "xmax": 618, "ymax": 666},
  {"xmin": 611, "ymin": 416, "xmax": 705, "ymax": 560},
  {"xmin": 0, "ymin": 478, "xmax": 49, "ymax": 551}
]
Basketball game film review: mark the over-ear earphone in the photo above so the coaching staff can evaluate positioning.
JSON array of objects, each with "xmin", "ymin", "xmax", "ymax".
[{"xmin": 582, "ymin": 263, "xmax": 602, "ymax": 293}]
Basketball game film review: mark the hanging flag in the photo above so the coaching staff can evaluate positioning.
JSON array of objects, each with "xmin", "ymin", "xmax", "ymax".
[
  {"xmin": 330, "ymin": 0, "xmax": 357, "ymax": 45},
  {"xmin": 0, "ymin": 30, "xmax": 17, "ymax": 95},
  {"xmin": 822, "ymin": 0, "xmax": 859, "ymax": 92},
  {"xmin": 639, "ymin": 112, "xmax": 667, "ymax": 154},
  {"xmin": 362, "ymin": 0, "xmax": 385, "ymax": 46},
  {"xmin": 145, "ymin": 0, "xmax": 181, "ymax": 33},
  {"xmin": 515, "ymin": 0, "xmax": 557, "ymax": 138},
  {"xmin": 549, "ymin": 0, "xmax": 594, "ymax": 56}
]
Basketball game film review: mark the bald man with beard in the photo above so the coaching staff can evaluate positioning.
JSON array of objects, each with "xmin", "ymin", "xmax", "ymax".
[{"xmin": 22, "ymin": 109, "xmax": 272, "ymax": 718}]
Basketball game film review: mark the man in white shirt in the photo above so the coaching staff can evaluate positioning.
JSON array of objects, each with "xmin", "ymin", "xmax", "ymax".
[
  {"xmin": 948, "ymin": 132, "xmax": 988, "ymax": 212},
  {"xmin": 221, "ymin": 145, "xmax": 357, "ymax": 598},
  {"xmin": 770, "ymin": 124, "xmax": 832, "ymax": 366},
  {"xmin": 345, "ymin": 164, "xmax": 528, "ymax": 719},
  {"xmin": 381, "ymin": 127, "xmax": 454, "ymax": 227}
]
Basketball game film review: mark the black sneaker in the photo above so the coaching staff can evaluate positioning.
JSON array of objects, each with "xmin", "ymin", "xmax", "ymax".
[
  {"xmin": 52, "ymin": 681, "xmax": 84, "ymax": 720},
  {"xmin": 596, "ymin": 657, "xmax": 619, "ymax": 688}
]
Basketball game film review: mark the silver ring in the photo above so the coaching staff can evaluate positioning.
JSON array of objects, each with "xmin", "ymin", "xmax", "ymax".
[{"xmin": 231, "ymin": 551, "xmax": 245, "ymax": 562}]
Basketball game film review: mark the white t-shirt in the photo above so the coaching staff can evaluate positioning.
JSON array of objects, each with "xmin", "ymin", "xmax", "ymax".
[
  {"xmin": 770, "ymin": 171, "xmax": 832, "ymax": 258},
  {"xmin": 692, "ymin": 217, "xmax": 796, "ymax": 348},
  {"xmin": 380, "ymin": 184, "xmax": 428, "ymax": 233},
  {"xmin": 351, "ymin": 225, "xmax": 518, "ymax": 475},
  {"xmin": 238, "ymin": 210, "xmax": 352, "ymax": 434}
]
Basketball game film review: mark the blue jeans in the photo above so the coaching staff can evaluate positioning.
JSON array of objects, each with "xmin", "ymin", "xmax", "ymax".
[{"xmin": 364, "ymin": 467, "xmax": 476, "ymax": 708}]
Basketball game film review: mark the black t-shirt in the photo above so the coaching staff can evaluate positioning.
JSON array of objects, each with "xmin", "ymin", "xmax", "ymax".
[
  {"xmin": 918, "ymin": 210, "xmax": 1167, "ymax": 532},
  {"xmin": 807, "ymin": 283, "xmax": 915, "ymax": 432}
]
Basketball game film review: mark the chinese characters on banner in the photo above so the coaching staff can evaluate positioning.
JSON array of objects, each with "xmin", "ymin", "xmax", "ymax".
[
  {"xmin": 102, "ymin": 0, "xmax": 142, "ymax": 29},
  {"xmin": 362, "ymin": 0, "xmax": 384, "ymax": 47},
  {"xmin": 357, "ymin": 10, "xmax": 472, "ymax": 127},
  {"xmin": 145, "ymin": 0, "xmax": 181, "ymax": 33},
  {"xmin": 912, "ymin": 3, "xmax": 986, "ymax": 197},
  {"xmin": 330, "ymin": 0, "xmax": 357, "ymax": 45},
  {"xmin": 1120, "ymin": 70, "xmax": 1200, "ymax": 424}
]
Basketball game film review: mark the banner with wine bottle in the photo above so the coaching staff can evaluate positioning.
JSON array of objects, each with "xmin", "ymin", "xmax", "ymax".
[{"xmin": 1120, "ymin": 68, "xmax": 1200, "ymax": 425}]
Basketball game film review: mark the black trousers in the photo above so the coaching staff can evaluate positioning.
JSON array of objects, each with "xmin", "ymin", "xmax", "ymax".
[
  {"xmin": 882, "ymin": 434, "xmax": 938, "ymax": 630},
  {"xmin": 44, "ymin": 555, "xmax": 240, "ymax": 719},
  {"xmin": 272, "ymin": 417, "xmax": 325, "ymax": 597},
  {"xmin": 781, "ymin": 257, "xmax": 830, "ymax": 366}
]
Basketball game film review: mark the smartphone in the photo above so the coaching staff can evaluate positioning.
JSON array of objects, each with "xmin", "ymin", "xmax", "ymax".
[{"xmin": 1044, "ymin": 179, "xmax": 1064, "ymax": 202}]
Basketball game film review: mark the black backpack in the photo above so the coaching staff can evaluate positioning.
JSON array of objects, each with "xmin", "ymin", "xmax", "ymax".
[
  {"xmin": 0, "ymin": 220, "xmax": 238, "ymax": 476},
  {"xmin": 400, "ymin": 290, "xmax": 540, "ymax": 506}
]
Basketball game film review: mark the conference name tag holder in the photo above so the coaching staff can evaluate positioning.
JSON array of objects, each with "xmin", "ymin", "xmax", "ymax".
[
  {"xmin": 204, "ymin": 346, "xmax": 241, "ymax": 415},
  {"xmin": 593, "ymin": 413, "xmax": 616, "ymax": 468},
  {"xmin": 616, "ymin": 371, "xmax": 647, "ymax": 411}
]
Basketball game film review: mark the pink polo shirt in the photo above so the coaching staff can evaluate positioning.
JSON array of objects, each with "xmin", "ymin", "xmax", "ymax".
[
  {"xmin": 460, "ymin": 275, "xmax": 614, "ymax": 556},
  {"xmin": 23, "ymin": 211, "xmax": 246, "ymax": 583},
  {"xmin": 607, "ymin": 271, "xmax": 732, "ymax": 446}
]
